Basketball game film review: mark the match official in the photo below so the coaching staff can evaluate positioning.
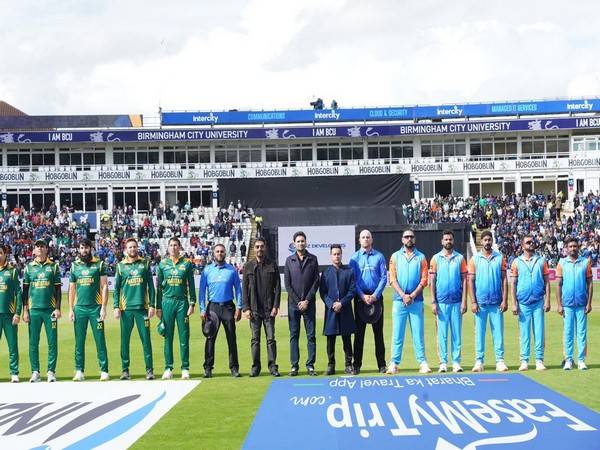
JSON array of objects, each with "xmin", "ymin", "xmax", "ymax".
[
  {"xmin": 349, "ymin": 229, "xmax": 387, "ymax": 374},
  {"xmin": 556, "ymin": 237, "xmax": 593, "ymax": 370},
  {"xmin": 510, "ymin": 235, "xmax": 551, "ymax": 371}
]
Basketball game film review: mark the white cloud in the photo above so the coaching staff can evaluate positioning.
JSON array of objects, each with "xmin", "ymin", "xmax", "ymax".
[{"xmin": 1, "ymin": 0, "xmax": 599, "ymax": 116}]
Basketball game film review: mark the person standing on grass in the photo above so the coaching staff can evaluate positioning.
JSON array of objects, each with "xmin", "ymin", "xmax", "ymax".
[
  {"xmin": 555, "ymin": 237, "xmax": 593, "ymax": 370},
  {"xmin": 387, "ymin": 229, "xmax": 432, "ymax": 375},
  {"xmin": 320, "ymin": 244, "xmax": 356, "ymax": 376},
  {"xmin": 199, "ymin": 243, "xmax": 242, "ymax": 378},
  {"xmin": 69, "ymin": 239, "xmax": 109, "ymax": 381},
  {"xmin": 23, "ymin": 239, "xmax": 62, "ymax": 383},
  {"xmin": 0, "ymin": 245, "xmax": 22, "ymax": 383},
  {"xmin": 510, "ymin": 234, "xmax": 551, "ymax": 372},
  {"xmin": 430, "ymin": 230, "xmax": 468, "ymax": 373},
  {"xmin": 242, "ymin": 237, "xmax": 281, "ymax": 377},
  {"xmin": 468, "ymin": 230, "xmax": 509, "ymax": 373},
  {"xmin": 284, "ymin": 231, "xmax": 320, "ymax": 377},
  {"xmin": 349, "ymin": 229, "xmax": 387, "ymax": 375},
  {"xmin": 156, "ymin": 237, "xmax": 196, "ymax": 380},
  {"xmin": 113, "ymin": 238, "xmax": 156, "ymax": 381}
]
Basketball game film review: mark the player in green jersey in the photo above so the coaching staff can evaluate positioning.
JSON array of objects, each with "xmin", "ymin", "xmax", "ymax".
[
  {"xmin": 0, "ymin": 245, "xmax": 22, "ymax": 382},
  {"xmin": 113, "ymin": 238, "xmax": 156, "ymax": 380},
  {"xmin": 156, "ymin": 237, "xmax": 196, "ymax": 380},
  {"xmin": 22, "ymin": 239, "xmax": 62, "ymax": 383},
  {"xmin": 69, "ymin": 239, "xmax": 109, "ymax": 381}
]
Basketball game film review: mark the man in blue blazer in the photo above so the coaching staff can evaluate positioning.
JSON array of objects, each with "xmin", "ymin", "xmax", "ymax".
[{"xmin": 320, "ymin": 244, "xmax": 357, "ymax": 375}]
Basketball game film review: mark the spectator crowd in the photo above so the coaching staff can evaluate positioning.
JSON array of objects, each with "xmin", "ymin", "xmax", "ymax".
[
  {"xmin": 0, "ymin": 200, "xmax": 255, "ymax": 278},
  {"xmin": 404, "ymin": 191, "xmax": 600, "ymax": 268}
]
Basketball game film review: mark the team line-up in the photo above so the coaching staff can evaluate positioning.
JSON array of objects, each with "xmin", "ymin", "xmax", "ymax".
[{"xmin": 0, "ymin": 229, "xmax": 592, "ymax": 382}]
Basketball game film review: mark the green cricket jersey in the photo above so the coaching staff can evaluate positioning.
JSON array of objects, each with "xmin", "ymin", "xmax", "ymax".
[
  {"xmin": 156, "ymin": 257, "xmax": 197, "ymax": 309},
  {"xmin": 113, "ymin": 256, "xmax": 156, "ymax": 310},
  {"xmin": 0, "ymin": 263, "xmax": 22, "ymax": 315},
  {"xmin": 23, "ymin": 258, "xmax": 61, "ymax": 309},
  {"xmin": 69, "ymin": 257, "xmax": 106, "ymax": 306}
]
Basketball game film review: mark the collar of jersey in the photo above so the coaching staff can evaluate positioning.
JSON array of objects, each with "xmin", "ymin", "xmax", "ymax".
[
  {"xmin": 32, "ymin": 258, "xmax": 53, "ymax": 266},
  {"xmin": 124, "ymin": 256, "xmax": 143, "ymax": 264}
]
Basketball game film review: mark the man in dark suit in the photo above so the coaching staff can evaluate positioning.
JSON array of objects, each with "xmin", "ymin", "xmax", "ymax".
[
  {"xmin": 242, "ymin": 238, "xmax": 281, "ymax": 377},
  {"xmin": 320, "ymin": 244, "xmax": 357, "ymax": 375},
  {"xmin": 284, "ymin": 231, "xmax": 320, "ymax": 376}
]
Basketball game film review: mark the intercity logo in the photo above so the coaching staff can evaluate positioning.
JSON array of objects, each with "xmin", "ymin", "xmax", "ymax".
[
  {"xmin": 566, "ymin": 100, "xmax": 594, "ymax": 111},
  {"xmin": 436, "ymin": 105, "xmax": 463, "ymax": 116},
  {"xmin": 192, "ymin": 112, "xmax": 219, "ymax": 123},
  {"xmin": 314, "ymin": 111, "xmax": 341, "ymax": 120},
  {"xmin": 0, "ymin": 381, "xmax": 198, "ymax": 449}
]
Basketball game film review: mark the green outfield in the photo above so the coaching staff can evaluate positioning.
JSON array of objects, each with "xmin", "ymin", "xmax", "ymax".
[{"xmin": 0, "ymin": 286, "xmax": 598, "ymax": 450}]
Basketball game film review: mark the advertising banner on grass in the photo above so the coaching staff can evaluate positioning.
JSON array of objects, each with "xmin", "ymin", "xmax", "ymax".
[
  {"xmin": 0, "ymin": 381, "xmax": 199, "ymax": 449},
  {"xmin": 244, "ymin": 374, "xmax": 600, "ymax": 450},
  {"xmin": 277, "ymin": 225, "xmax": 356, "ymax": 266}
]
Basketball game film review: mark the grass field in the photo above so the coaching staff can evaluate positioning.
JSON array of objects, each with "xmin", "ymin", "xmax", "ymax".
[{"xmin": 0, "ymin": 286, "xmax": 598, "ymax": 449}]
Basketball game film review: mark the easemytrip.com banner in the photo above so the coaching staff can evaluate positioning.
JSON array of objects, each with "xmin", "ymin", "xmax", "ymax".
[
  {"xmin": 243, "ymin": 374, "xmax": 600, "ymax": 450},
  {"xmin": 161, "ymin": 98, "xmax": 600, "ymax": 125},
  {"xmin": 277, "ymin": 226, "xmax": 356, "ymax": 266}
]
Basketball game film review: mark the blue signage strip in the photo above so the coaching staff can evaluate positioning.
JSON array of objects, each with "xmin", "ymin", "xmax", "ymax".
[
  {"xmin": 162, "ymin": 98, "xmax": 600, "ymax": 125},
  {"xmin": 1, "ymin": 117, "xmax": 599, "ymax": 144},
  {"xmin": 243, "ymin": 374, "xmax": 600, "ymax": 450}
]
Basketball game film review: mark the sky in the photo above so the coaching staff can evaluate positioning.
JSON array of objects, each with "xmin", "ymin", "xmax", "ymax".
[{"xmin": 1, "ymin": 0, "xmax": 599, "ymax": 116}]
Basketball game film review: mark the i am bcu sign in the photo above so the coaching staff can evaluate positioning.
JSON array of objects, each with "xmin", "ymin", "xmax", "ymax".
[
  {"xmin": 243, "ymin": 374, "xmax": 600, "ymax": 450},
  {"xmin": 0, "ymin": 381, "xmax": 198, "ymax": 449}
]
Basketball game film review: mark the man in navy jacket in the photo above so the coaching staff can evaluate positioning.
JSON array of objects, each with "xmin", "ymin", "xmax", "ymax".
[
  {"xmin": 284, "ymin": 231, "xmax": 320, "ymax": 376},
  {"xmin": 320, "ymin": 244, "xmax": 357, "ymax": 375}
]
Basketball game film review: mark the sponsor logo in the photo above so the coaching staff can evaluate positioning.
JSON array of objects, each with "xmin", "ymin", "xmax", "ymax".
[
  {"xmin": 566, "ymin": 100, "xmax": 593, "ymax": 111},
  {"xmin": 192, "ymin": 112, "xmax": 219, "ymax": 123},
  {"xmin": 436, "ymin": 105, "xmax": 463, "ymax": 116},
  {"xmin": 314, "ymin": 111, "xmax": 340, "ymax": 120}
]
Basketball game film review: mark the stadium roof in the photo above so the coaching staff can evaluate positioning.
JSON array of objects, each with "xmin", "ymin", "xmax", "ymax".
[{"xmin": 0, "ymin": 101, "xmax": 27, "ymax": 117}]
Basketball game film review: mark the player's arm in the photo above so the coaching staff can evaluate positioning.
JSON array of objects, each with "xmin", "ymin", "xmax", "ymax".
[
  {"xmin": 555, "ymin": 262, "xmax": 563, "ymax": 316},
  {"xmin": 145, "ymin": 260, "xmax": 156, "ymax": 318},
  {"xmin": 68, "ymin": 282, "xmax": 77, "ymax": 321},
  {"xmin": 186, "ymin": 262, "xmax": 196, "ymax": 316},
  {"xmin": 272, "ymin": 265, "xmax": 281, "ymax": 317},
  {"xmin": 460, "ymin": 258, "xmax": 468, "ymax": 314},
  {"xmin": 22, "ymin": 265, "xmax": 30, "ymax": 323},
  {"xmin": 53, "ymin": 264, "xmax": 62, "ymax": 318},
  {"xmin": 233, "ymin": 267, "xmax": 242, "ymax": 321},
  {"xmin": 13, "ymin": 268, "xmax": 22, "ymax": 325},
  {"xmin": 542, "ymin": 261, "xmax": 551, "ymax": 312},
  {"xmin": 468, "ymin": 257, "xmax": 479, "ymax": 313},
  {"xmin": 510, "ymin": 260, "xmax": 519, "ymax": 315},
  {"xmin": 586, "ymin": 259, "xmax": 593, "ymax": 314},
  {"xmin": 113, "ymin": 263, "xmax": 122, "ymax": 319},
  {"xmin": 199, "ymin": 269, "xmax": 208, "ymax": 317},
  {"xmin": 429, "ymin": 257, "xmax": 438, "ymax": 314},
  {"xmin": 349, "ymin": 257, "xmax": 365, "ymax": 300},
  {"xmin": 389, "ymin": 256, "xmax": 404, "ymax": 297},
  {"xmin": 156, "ymin": 263, "xmax": 164, "ymax": 312},
  {"xmin": 373, "ymin": 254, "xmax": 388, "ymax": 301},
  {"xmin": 409, "ymin": 257, "xmax": 428, "ymax": 300},
  {"xmin": 341, "ymin": 271, "xmax": 356, "ymax": 306},
  {"xmin": 500, "ymin": 257, "xmax": 507, "ymax": 312}
]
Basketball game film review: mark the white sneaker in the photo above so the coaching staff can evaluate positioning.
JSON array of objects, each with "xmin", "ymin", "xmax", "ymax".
[
  {"xmin": 30, "ymin": 371, "xmax": 41, "ymax": 383},
  {"xmin": 452, "ymin": 363, "xmax": 463, "ymax": 373},
  {"xmin": 472, "ymin": 361, "xmax": 484, "ymax": 372},
  {"xmin": 162, "ymin": 369, "xmax": 173, "ymax": 380},
  {"xmin": 100, "ymin": 371, "xmax": 110, "ymax": 381},
  {"xmin": 496, "ymin": 361, "xmax": 509, "ymax": 372},
  {"xmin": 518, "ymin": 361, "xmax": 529, "ymax": 371},
  {"xmin": 47, "ymin": 371, "xmax": 57, "ymax": 383},
  {"xmin": 419, "ymin": 362, "xmax": 432, "ymax": 374},
  {"xmin": 385, "ymin": 363, "xmax": 398, "ymax": 375},
  {"xmin": 10, "ymin": 374, "xmax": 19, "ymax": 383},
  {"xmin": 181, "ymin": 369, "xmax": 190, "ymax": 380},
  {"xmin": 438, "ymin": 363, "xmax": 448, "ymax": 373},
  {"xmin": 73, "ymin": 370, "xmax": 84, "ymax": 381},
  {"xmin": 578, "ymin": 361, "xmax": 588, "ymax": 370},
  {"xmin": 563, "ymin": 359, "xmax": 573, "ymax": 370},
  {"xmin": 535, "ymin": 360, "xmax": 546, "ymax": 371}
]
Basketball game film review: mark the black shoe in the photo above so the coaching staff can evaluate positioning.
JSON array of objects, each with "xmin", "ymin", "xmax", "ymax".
[
  {"xmin": 270, "ymin": 368, "xmax": 281, "ymax": 377},
  {"xmin": 379, "ymin": 366, "xmax": 387, "ymax": 374},
  {"xmin": 203, "ymin": 368, "xmax": 212, "ymax": 378},
  {"xmin": 353, "ymin": 367, "xmax": 361, "ymax": 375},
  {"xmin": 249, "ymin": 368, "xmax": 260, "ymax": 377},
  {"xmin": 120, "ymin": 370, "xmax": 130, "ymax": 380},
  {"xmin": 231, "ymin": 368, "xmax": 241, "ymax": 378},
  {"xmin": 146, "ymin": 369, "xmax": 155, "ymax": 380},
  {"xmin": 307, "ymin": 366, "xmax": 317, "ymax": 376},
  {"xmin": 345, "ymin": 365, "xmax": 355, "ymax": 375},
  {"xmin": 325, "ymin": 365, "xmax": 335, "ymax": 376},
  {"xmin": 289, "ymin": 367, "xmax": 299, "ymax": 377}
]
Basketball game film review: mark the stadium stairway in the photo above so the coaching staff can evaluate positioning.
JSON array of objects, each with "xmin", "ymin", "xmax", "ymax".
[{"xmin": 246, "ymin": 218, "xmax": 258, "ymax": 261}]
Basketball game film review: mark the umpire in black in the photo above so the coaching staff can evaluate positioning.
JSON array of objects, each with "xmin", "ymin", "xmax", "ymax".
[
  {"xmin": 284, "ymin": 231, "xmax": 320, "ymax": 376},
  {"xmin": 242, "ymin": 238, "xmax": 281, "ymax": 377}
]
